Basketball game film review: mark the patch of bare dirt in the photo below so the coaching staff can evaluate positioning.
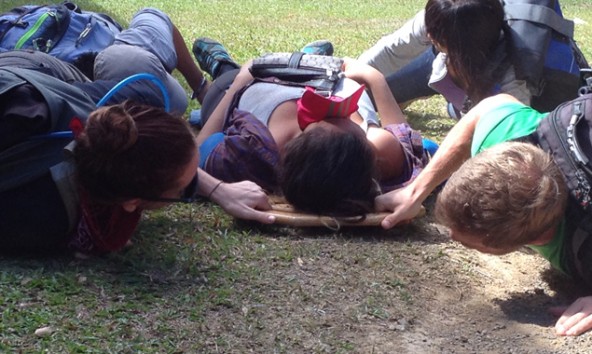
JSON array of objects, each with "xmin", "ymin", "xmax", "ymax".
[{"xmin": 188, "ymin": 193, "xmax": 592, "ymax": 353}]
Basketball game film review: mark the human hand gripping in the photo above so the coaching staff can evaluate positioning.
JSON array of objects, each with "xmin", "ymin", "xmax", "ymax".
[
  {"xmin": 208, "ymin": 180, "xmax": 276, "ymax": 224},
  {"xmin": 341, "ymin": 57, "xmax": 382, "ymax": 86},
  {"xmin": 551, "ymin": 296, "xmax": 592, "ymax": 336},
  {"xmin": 375, "ymin": 185, "xmax": 424, "ymax": 229}
]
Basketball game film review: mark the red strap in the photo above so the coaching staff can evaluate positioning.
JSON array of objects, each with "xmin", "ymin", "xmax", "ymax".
[{"xmin": 296, "ymin": 85, "xmax": 365, "ymax": 130}]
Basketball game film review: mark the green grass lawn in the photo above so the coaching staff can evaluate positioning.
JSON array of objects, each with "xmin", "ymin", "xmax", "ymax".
[{"xmin": 1, "ymin": 0, "xmax": 592, "ymax": 352}]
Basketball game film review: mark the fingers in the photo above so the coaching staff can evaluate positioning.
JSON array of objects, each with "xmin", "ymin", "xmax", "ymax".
[
  {"xmin": 256, "ymin": 195, "xmax": 272, "ymax": 210},
  {"xmin": 556, "ymin": 313, "xmax": 592, "ymax": 336},
  {"xmin": 555, "ymin": 297, "xmax": 592, "ymax": 336},
  {"xmin": 549, "ymin": 306, "xmax": 569, "ymax": 317},
  {"xmin": 381, "ymin": 213, "xmax": 404, "ymax": 230},
  {"xmin": 247, "ymin": 210, "xmax": 276, "ymax": 224}
]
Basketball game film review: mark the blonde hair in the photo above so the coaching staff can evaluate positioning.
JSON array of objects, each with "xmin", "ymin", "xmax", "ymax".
[{"xmin": 435, "ymin": 142, "xmax": 567, "ymax": 251}]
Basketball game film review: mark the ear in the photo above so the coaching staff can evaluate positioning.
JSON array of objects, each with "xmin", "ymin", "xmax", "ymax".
[{"xmin": 120, "ymin": 198, "xmax": 142, "ymax": 212}]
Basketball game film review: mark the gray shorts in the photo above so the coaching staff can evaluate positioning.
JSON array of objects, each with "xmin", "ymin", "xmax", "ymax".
[
  {"xmin": 114, "ymin": 7, "xmax": 177, "ymax": 71},
  {"xmin": 93, "ymin": 8, "xmax": 187, "ymax": 113}
]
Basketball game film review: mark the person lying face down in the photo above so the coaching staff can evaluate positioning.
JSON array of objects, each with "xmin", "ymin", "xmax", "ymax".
[
  {"xmin": 374, "ymin": 93, "xmax": 592, "ymax": 336},
  {"xmin": 0, "ymin": 99, "xmax": 274, "ymax": 256},
  {"xmin": 194, "ymin": 38, "xmax": 431, "ymax": 217}
]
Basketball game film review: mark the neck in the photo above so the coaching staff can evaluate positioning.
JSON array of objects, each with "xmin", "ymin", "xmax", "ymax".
[{"xmin": 529, "ymin": 224, "xmax": 558, "ymax": 246}]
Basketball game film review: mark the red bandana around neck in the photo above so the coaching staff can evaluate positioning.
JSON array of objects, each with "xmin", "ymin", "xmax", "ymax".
[
  {"xmin": 69, "ymin": 188, "xmax": 142, "ymax": 254},
  {"xmin": 296, "ymin": 84, "xmax": 366, "ymax": 130}
]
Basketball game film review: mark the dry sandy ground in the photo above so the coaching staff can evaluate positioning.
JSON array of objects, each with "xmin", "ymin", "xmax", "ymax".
[{"xmin": 198, "ymin": 203, "xmax": 592, "ymax": 353}]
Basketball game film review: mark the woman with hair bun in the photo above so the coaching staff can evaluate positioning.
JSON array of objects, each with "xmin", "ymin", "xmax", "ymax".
[{"xmin": 0, "ymin": 100, "xmax": 274, "ymax": 255}]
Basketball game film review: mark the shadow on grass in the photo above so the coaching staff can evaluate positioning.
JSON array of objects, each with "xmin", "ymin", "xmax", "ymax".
[
  {"xmin": 405, "ymin": 102, "xmax": 457, "ymax": 141},
  {"xmin": 235, "ymin": 193, "xmax": 450, "ymax": 247},
  {"xmin": 0, "ymin": 209, "xmax": 213, "ymax": 300},
  {"xmin": 493, "ymin": 267, "xmax": 588, "ymax": 328}
]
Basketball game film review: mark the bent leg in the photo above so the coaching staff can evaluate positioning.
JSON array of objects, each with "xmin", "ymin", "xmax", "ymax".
[
  {"xmin": 200, "ymin": 69, "xmax": 240, "ymax": 124},
  {"xmin": 385, "ymin": 47, "xmax": 438, "ymax": 105}
]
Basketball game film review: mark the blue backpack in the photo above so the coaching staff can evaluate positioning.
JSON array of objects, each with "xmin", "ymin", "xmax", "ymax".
[
  {"xmin": 503, "ymin": 0, "xmax": 589, "ymax": 112},
  {"xmin": 0, "ymin": 1, "xmax": 122, "ymax": 64}
]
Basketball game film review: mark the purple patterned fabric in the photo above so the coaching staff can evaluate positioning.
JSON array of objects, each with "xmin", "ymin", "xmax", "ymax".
[
  {"xmin": 204, "ymin": 109, "xmax": 281, "ymax": 193},
  {"xmin": 380, "ymin": 123, "xmax": 430, "ymax": 192}
]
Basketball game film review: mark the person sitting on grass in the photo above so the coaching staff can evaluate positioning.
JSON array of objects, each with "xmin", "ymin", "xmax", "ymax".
[
  {"xmin": 192, "ymin": 38, "xmax": 431, "ymax": 216},
  {"xmin": 375, "ymin": 93, "xmax": 592, "ymax": 336}
]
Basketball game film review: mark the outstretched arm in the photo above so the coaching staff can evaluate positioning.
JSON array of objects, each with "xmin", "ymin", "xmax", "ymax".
[
  {"xmin": 375, "ymin": 93, "xmax": 520, "ymax": 229},
  {"xmin": 197, "ymin": 168, "xmax": 275, "ymax": 224},
  {"xmin": 552, "ymin": 296, "xmax": 592, "ymax": 336},
  {"xmin": 341, "ymin": 57, "xmax": 406, "ymax": 126},
  {"xmin": 196, "ymin": 60, "xmax": 254, "ymax": 146}
]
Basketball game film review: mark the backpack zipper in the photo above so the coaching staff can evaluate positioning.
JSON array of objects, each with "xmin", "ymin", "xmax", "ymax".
[
  {"xmin": 75, "ymin": 20, "xmax": 92, "ymax": 47},
  {"xmin": 14, "ymin": 11, "xmax": 54, "ymax": 50},
  {"xmin": 553, "ymin": 99, "xmax": 592, "ymax": 208}
]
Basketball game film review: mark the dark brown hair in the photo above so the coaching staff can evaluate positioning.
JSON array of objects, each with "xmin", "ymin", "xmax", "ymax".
[
  {"xmin": 280, "ymin": 127, "xmax": 380, "ymax": 216},
  {"xmin": 74, "ymin": 101, "xmax": 196, "ymax": 204}
]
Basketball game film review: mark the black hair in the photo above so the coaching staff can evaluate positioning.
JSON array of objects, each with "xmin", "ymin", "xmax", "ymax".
[
  {"xmin": 425, "ymin": 0, "xmax": 507, "ymax": 104},
  {"xmin": 280, "ymin": 127, "xmax": 379, "ymax": 216}
]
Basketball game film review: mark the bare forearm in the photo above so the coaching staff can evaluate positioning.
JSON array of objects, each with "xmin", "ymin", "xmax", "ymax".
[
  {"xmin": 409, "ymin": 112, "xmax": 476, "ymax": 200},
  {"xmin": 196, "ymin": 168, "xmax": 275, "ymax": 224},
  {"xmin": 367, "ymin": 73, "xmax": 406, "ymax": 126},
  {"xmin": 342, "ymin": 58, "xmax": 406, "ymax": 125},
  {"xmin": 172, "ymin": 25, "xmax": 207, "ymax": 94},
  {"xmin": 196, "ymin": 62, "xmax": 254, "ymax": 146}
]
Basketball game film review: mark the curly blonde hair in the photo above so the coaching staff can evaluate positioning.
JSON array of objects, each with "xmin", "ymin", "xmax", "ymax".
[{"xmin": 435, "ymin": 142, "xmax": 567, "ymax": 252}]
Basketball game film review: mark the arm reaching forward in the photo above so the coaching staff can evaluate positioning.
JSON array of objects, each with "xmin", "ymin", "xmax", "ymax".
[
  {"xmin": 375, "ymin": 94, "xmax": 521, "ymax": 229},
  {"xmin": 197, "ymin": 168, "xmax": 275, "ymax": 224}
]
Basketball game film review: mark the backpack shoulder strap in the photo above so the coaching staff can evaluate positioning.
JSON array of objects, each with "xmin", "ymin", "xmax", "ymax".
[
  {"xmin": 2, "ymin": 67, "xmax": 96, "ymax": 130},
  {"xmin": 571, "ymin": 227, "xmax": 589, "ymax": 278},
  {"xmin": 0, "ymin": 67, "xmax": 95, "ymax": 192},
  {"xmin": 49, "ymin": 143, "xmax": 79, "ymax": 234},
  {"xmin": 564, "ymin": 199, "xmax": 592, "ymax": 286},
  {"xmin": 504, "ymin": 2, "xmax": 574, "ymax": 38}
]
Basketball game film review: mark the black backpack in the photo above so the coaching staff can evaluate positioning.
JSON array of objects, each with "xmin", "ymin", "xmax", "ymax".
[
  {"xmin": 0, "ymin": 67, "xmax": 96, "ymax": 189},
  {"xmin": 535, "ymin": 91, "xmax": 592, "ymax": 284}
]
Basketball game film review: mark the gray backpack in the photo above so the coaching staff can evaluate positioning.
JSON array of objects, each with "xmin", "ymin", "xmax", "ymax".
[{"xmin": 0, "ymin": 67, "xmax": 96, "ymax": 229}]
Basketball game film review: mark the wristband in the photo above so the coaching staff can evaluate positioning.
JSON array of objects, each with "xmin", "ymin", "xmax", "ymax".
[{"xmin": 207, "ymin": 181, "xmax": 224, "ymax": 199}]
